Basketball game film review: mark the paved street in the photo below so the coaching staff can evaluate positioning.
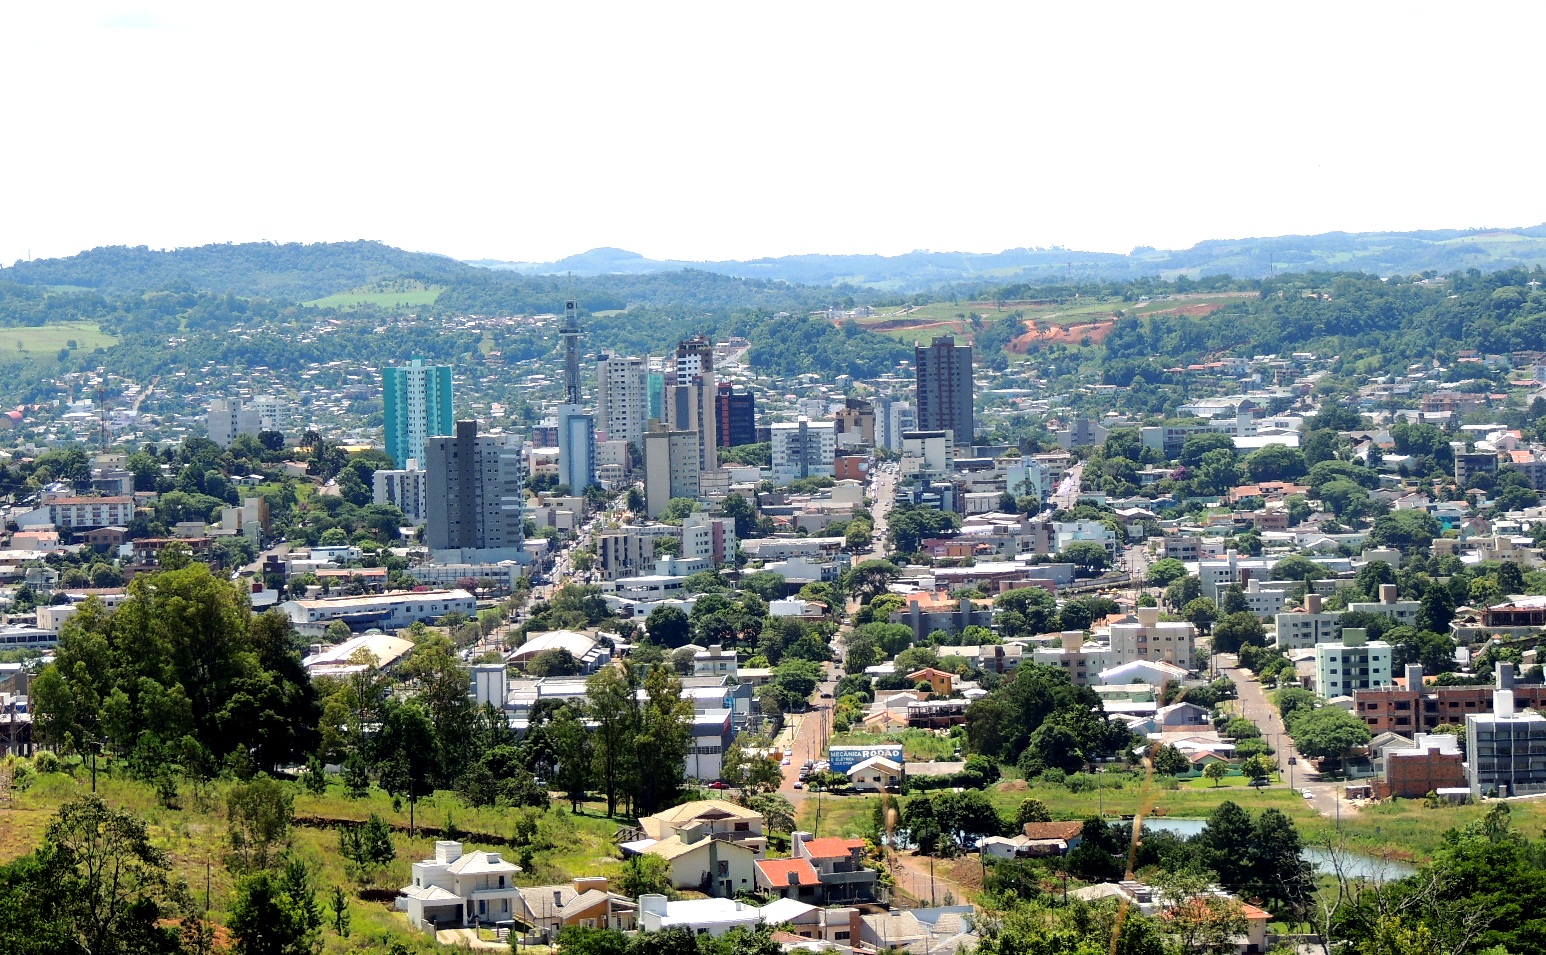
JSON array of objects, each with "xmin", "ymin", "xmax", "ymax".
[{"xmin": 1217, "ymin": 654, "xmax": 1356, "ymax": 820}]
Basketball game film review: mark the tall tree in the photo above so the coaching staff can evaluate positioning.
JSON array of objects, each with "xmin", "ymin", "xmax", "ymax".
[
  {"xmin": 586, "ymin": 664, "xmax": 640, "ymax": 817},
  {"xmin": 633, "ymin": 664, "xmax": 694, "ymax": 816}
]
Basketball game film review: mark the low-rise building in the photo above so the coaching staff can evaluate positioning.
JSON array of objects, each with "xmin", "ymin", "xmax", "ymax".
[
  {"xmin": 1032, "ymin": 631, "xmax": 1111, "ymax": 686},
  {"xmin": 1346, "ymin": 584, "xmax": 1420, "ymax": 626},
  {"xmin": 790, "ymin": 832, "xmax": 878, "ymax": 904},
  {"xmin": 280, "ymin": 588, "xmax": 476, "ymax": 635},
  {"xmin": 1468, "ymin": 685, "xmax": 1546, "ymax": 798}
]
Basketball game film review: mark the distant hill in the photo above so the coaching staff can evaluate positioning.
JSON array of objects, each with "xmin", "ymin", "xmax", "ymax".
[
  {"xmin": 1, "ymin": 240, "xmax": 475, "ymax": 301},
  {"xmin": 475, "ymin": 225, "xmax": 1546, "ymax": 292}
]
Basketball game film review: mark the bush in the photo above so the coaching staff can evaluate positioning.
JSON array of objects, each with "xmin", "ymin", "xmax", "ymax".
[
  {"xmin": 32, "ymin": 751, "xmax": 61, "ymax": 774},
  {"xmin": 1038, "ymin": 768, "xmax": 1067, "ymax": 787}
]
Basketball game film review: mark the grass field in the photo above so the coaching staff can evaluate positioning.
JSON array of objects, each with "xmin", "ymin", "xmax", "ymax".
[
  {"xmin": 307, "ymin": 281, "xmax": 443, "ymax": 310},
  {"xmin": 2, "ymin": 763, "xmax": 630, "ymax": 955},
  {"xmin": 0, "ymin": 321, "xmax": 117, "ymax": 360},
  {"xmin": 795, "ymin": 772, "xmax": 1509, "ymax": 864}
]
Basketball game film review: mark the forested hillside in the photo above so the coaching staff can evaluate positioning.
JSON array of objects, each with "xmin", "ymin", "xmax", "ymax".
[
  {"xmin": 475, "ymin": 224, "xmax": 1546, "ymax": 290},
  {"xmin": 0, "ymin": 241, "xmax": 474, "ymax": 301}
]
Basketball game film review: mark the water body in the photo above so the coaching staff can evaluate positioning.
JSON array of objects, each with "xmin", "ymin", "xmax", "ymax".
[{"xmin": 1140, "ymin": 818, "xmax": 1418, "ymax": 880}]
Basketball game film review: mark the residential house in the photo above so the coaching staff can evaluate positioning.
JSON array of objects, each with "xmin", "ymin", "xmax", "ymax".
[
  {"xmin": 846, "ymin": 756, "xmax": 903, "ymax": 792},
  {"xmin": 790, "ymin": 832, "xmax": 878, "ymax": 904},
  {"xmin": 636, "ymin": 895, "xmax": 762, "ymax": 936},
  {"xmin": 754, "ymin": 858, "xmax": 824, "ymax": 903},
  {"xmin": 397, "ymin": 841, "xmax": 521, "ymax": 930},
  {"xmin": 638, "ymin": 799, "xmax": 768, "ymax": 857},
  {"xmin": 515, "ymin": 878, "xmax": 637, "ymax": 939},
  {"xmin": 630, "ymin": 827, "xmax": 760, "ymax": 898}
]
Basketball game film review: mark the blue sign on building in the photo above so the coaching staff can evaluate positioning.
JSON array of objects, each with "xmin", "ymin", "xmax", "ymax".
[{"xmin": 828, "ymin": 744, "xmax": 904, "ymax": 774}]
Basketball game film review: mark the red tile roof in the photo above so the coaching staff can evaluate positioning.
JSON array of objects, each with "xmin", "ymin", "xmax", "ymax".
[
  {"xmin": 756, "ymin": 858, "xmax": 820, "ymax": 887},
  {"xmin": 1022, "ymin": 822, "xmax": 1084, "ymax": 841},
  {"xmin": 800, "ymin": 837, "xmax": 866, "ymax": 859}
]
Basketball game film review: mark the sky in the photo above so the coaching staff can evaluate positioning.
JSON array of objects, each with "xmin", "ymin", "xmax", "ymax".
[{"xmin": 4, "ymin": 2, "xmax": 1546, "ymax": 267}]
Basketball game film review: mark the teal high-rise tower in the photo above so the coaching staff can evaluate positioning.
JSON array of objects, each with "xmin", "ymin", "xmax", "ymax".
[{"xmin": 383, "ymin": 358, "xmax": 453, "ymax": 468}]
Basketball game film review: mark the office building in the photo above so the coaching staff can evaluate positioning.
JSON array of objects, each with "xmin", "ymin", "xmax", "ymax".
[
  {"xmin": 597, "ymin": 353, "xmax": 649, "ymax": 448},
  {"xmin": 1274, "ymin": 593, "xmax": 1341, "ymax": 649},
  {"xmin": 557, "ymin": 404, "xmax": 598, "ymax": 492},
  {"xmin": 383, "ymin": 358, "xmax": 454, "ymax": 469},
  {"xmin": 373, "ymin": 463, "xmax": 429, "ymax": 524},
  {"xmin": 914, "ymin": 335, "xmax": 974, "ymax": 447},
  {"xmin": 1315, "ymin": 628, "xmax": 1392, "ymax": 698},
  {"xmin": 663, "ymin": 336, "xmax": 718, "ymax": 472},
  {"xmin": 715, "ymin": 383, "xmax": 757, "ymax": 449},
  {"xmin": 771, "ymin": 417, "xmax": 836, "ymax": 484},
  {"xmin": 425, "ymin": 420, "xmax": 526, "ymax": 562},
  {"xmin": 644, "ymin": 427, "xmax": 702, "ymax": 518}
]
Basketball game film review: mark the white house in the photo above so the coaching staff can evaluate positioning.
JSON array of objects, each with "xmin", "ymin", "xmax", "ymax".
[
  {"xmin": 397, "ymin": 841, "xmax": 521, "ymax": 930},
  {"xmin": 637, "ymin": 895, "xmax": 761, "ymax": 936}
]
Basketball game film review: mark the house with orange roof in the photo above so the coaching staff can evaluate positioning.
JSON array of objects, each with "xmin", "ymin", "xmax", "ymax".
[
  {"xmin": 790, "ymin": 832, "xmax": 878, "ymax": 903},
  {"xmin": 753, "ymin": 857, "xmax": 822, "ymax": 902}
]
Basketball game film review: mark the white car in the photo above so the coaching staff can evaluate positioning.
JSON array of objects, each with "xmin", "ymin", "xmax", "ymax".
[{"xmin": 1301, "ymin": 788, "xmax": 1314, "ymax": 799}]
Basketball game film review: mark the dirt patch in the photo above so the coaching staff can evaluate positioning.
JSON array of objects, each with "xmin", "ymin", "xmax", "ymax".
[{"xmin": 1009, "ymin": 320, "xmax": 1115, "ymax": 352}]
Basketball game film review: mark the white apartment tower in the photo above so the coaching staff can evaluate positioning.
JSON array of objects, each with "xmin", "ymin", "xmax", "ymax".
[{"xmin": 596, "ymin": 354, "xmax": 649, "ymax": 450}]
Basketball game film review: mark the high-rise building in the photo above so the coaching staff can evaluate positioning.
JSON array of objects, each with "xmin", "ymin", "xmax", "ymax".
[
  {"xmin": 597, "ymin": 354, "xmax": 649, "ymax": 449},
  {"xmin": 383, "ymin": 358, "xmax": 454, "ymax": 469},
  {"xmin": 372, "ymin": 463, "xmax": 429, "ymax": 524},
  {"xmin": 557, "ymin": 404, "xmax": 598, "ymax": 492},
  {"xmin": 771, "ymin": 417, "xmax": 836, "ymax": 484},
  {"xmin": 664, "ymin": 336, "xmax": 718, "ymax": 472},
  {"xmin": 647, "ymin": 370, "xmax": 665, "ymax": 422},
  {"xmin": 833, "ymin": 397, "xmax": 875, "ymax": 449},
  {"xmin": 874, "ymin": 396, "xmax": 916, "ymax": 452},
  {"xmin": 643, "ymin": 426, "xmax": 702, "ymax": 518},
  {"xmin": 207, "ymin": 398, "xmax": 267, "ymax": 448},
  {"xmin": 914, "ymin": 335, "xmax": 974, "ymax": 447},
  {"xmin": 425, "ymin": 420, "xmax": 526, "ymax": 561},
  {"xmin": 715, "ymin": 383, "xmax": 757, "ymax": 449},
  {"xmin": 561, "ymin": 299, "xmax": 582, "ymax": 406}
]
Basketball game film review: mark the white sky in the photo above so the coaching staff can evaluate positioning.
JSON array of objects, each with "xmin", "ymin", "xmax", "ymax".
[{"xmin": 3, "ymin": 2, "xmax": 1545, "ymax": 267}]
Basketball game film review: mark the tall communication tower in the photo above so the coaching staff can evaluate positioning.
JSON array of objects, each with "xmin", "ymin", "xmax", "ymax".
[{"xmin": 560, "ymin": 297, "xmax": 582, "ymax": 406}]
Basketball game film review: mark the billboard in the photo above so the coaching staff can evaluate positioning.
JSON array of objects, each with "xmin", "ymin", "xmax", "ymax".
[{"xmin": 828, "ymin": 744, "xmax": 904, "ymax": 774}]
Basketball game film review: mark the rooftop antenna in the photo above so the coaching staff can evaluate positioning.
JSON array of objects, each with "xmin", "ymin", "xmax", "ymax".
[{"xmin": 560, "ymin": 273, "xmax": 581, "ymax": 405}]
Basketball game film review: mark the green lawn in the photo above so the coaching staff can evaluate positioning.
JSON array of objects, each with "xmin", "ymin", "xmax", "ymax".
[
  {"xmin": 307, "ymin": 282, "xmax": 443, "ymax": 309},
  {"xmin": 0, "ymin": 321, "xmax": 117, "ymax": 361}
]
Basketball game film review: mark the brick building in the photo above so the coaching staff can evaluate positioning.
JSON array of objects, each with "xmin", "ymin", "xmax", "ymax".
[{"xmin": 1355, "ymin": 664, "xmax": 1546, "ymax": 734}]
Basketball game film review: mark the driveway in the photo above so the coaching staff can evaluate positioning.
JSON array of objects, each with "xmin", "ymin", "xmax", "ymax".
[{"xmin": 1217, "ymin": 654, "xmax": 1357, "ymax": 819}]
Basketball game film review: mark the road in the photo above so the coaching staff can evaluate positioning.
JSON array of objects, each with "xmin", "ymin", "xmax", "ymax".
[
  {"xmin": 867, "ymin": 465, "xmax": 896, "ymax": 560},
  {"xmin": 1217, "ymin": 653, "xmax": 1357, "ymax": 820}
]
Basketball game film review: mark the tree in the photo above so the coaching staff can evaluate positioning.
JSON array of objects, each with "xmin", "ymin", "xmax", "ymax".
[
  {"xmin": 1287, "ymin": 705, "xmax": 1370, "ymax": 769},
  {"xmin": 374, "ymin": 700, "xmax": 437, "ymax": 835},
  {"xmin": 1015, "ymin": 797, "xmax": 1051, "ymax": 825},
  {"xmin": 338, "ymin": 814, "xmax": 395, "ymax": 886},
  {"xmin": 1203, "ymin": 761, "xmax": 1229, "ymax": 787},
  {"xmin": 229, "ymin": 866, "xmax": 321, "ymax": 955},
  {"xmin": 1370, "ymin": 510, "xmax": 1441, "ymax": 554},
  {"xmin": 739, "ymin": 571, "xmax": 786, "ymax": 602},
  {"xmin": 227, "ymin": 776, "xmax": 294, "ymax": 873},
  {"xmin": 526, "ymin": 647, "xmax": 582, "ymax": 677},
  {"xmin": 1152, "ymin": 744, "xmax": 1189, "ymax": 776},
  {"xmin": 586, "ymin": 664, "xmax": 639, "ymax": 817},
  {"xmin": 0, "ymin": 795, "xmax": 185, "ymax": 955},
  {"xmin": 633, "ymin": 664, "xmax": 694, "ymax": 816},
  {"xmin": 770, "ymin": 658, "xmax": 823, "ymax": 708},
  {"xmin": 618, "ymin": 853, "xmax": 673, "ymax": 899},
  {"xmin": 1272, "ymin": 686, "xmax": 1317, "ymax": 725},
  {"xmin": 720, "ymin": 737, "xmax": 782, "ymax": 795},
  {"xmin": 1211, "ymin": 611, "xmax": 1267, "ymax": 654},
  {"xmin": 1146, "ymin": 558, "xmax": 1188, "ymax": 587},
  {"xmin": 548, "ymin": 703, "xmax": 594, "ymax": 812},
  {"xmin": 327, "ymin": 885, "xmax": 350, "ymax": 939},
  {"xmin": 994, "ymin": 587, "xmax": 1059, "ymax": 637},
  {"xmin": 1418, "ymin": 586, "xmax": 1457, "ymax": 634},
  {"xmin": 1151, "ymin": 868, "xmax": 1247, "ymax": 954},
  {"xmin": 1240, "ymin": 753, "xmax": 1275, "ymax": 782},
  {"xmin": 1244, "ymin": 444, "xmax": 1307, "ymax": 482},
  {"xmin": 1179, "ymin": 432, "xmax": 1237, "ymax": 468},
  {"xmin": 1181, "ymin": 597, "xmax": 1219, "ymax": 633},
  {"xmin": 844, "ymin": 559, "xmax": 900, "ymax": 603},
  {"xmin": 645, "ymin": 605, "xmax": 691, "ymax": 648},
  {"xmin": 1059, "ymin": 541, "xmax": 1111, "ymax": 576}
]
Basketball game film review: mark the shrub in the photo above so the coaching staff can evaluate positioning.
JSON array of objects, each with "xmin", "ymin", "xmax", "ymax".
[{"xmin": 33, "ymin": 751, "xmax": 61, "ymax": 774}]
